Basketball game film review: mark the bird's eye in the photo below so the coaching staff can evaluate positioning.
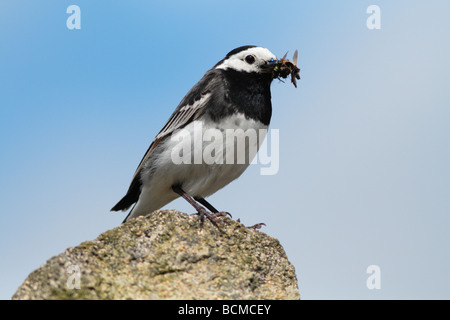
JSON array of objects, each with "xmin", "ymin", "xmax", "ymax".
[{"xmin": 245, "ymin": 55, "xmax": 256, "ymax": 64}]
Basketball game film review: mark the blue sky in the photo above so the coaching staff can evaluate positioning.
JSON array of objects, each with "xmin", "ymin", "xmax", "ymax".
[{"xmin": 1, "ymin": 1, "xmax": 449, "ymax": 299}]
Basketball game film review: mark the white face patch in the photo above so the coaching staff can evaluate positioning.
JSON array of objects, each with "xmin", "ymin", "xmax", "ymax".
[{"xmin": 215, "ymin": 47, "xmax": 277, "ymax": 73}]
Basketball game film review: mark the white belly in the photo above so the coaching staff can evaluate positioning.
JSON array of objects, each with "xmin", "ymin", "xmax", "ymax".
[{"xmin": 130, "ymin": 114, "xmax": 268, "ymax": 218}]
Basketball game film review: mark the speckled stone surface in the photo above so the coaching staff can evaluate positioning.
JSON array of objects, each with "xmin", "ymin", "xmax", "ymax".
[{"xmin": 13, "ymin": 210, "xmax": 300, "ymax": 300}]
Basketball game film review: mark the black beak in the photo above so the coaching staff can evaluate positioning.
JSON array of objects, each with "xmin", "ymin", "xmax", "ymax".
[{"xmin": 262, "ymin": 58, "xmax": 278, "ymax": 71}]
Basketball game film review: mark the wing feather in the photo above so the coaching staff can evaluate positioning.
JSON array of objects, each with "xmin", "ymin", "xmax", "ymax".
[
  {"xmin": 111, "ymin": 69, "xmax": 224, "ymax": 212},
  {"xmin": 132, "ymin": 91, "xmax": 212, "ymax": 180}
]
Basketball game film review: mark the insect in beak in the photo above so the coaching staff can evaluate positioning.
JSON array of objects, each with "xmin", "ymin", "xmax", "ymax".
[{"xmin": 272, "ymin": 50, "xmax": 301, "ymax": 88}]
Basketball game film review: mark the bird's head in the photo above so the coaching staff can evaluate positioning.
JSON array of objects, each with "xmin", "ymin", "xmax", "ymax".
[{"xmin": 214, "ymin": 46, "xmax": 278, "ymax": 74}]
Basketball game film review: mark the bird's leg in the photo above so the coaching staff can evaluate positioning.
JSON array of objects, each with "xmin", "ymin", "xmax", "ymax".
[
  {"xmin": 194, "ymin": 197, "xmax": 232, "ymax": 218},
  {"xmin": 193, "ymin": 197, "xmax": 218, "ymax": 212},
  {"xmin": 172, "ymin": 185, "xmax": 223, "ymax": 224}
]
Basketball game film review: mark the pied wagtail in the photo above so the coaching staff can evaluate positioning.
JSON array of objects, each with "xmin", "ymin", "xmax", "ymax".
[{"xmin": 111, "ymin": 46, "xmax": 284, "ymax": 224}]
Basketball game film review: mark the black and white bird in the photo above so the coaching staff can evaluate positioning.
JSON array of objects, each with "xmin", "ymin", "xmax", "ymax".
[{"xmin": 111, "ymin": 45, "xmax": 279, "ymax": 223}]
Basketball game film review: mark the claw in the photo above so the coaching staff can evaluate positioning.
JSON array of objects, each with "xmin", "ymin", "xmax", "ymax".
[
  {"xmin": 196, "ymin": 207, "xmax": 224, "ymax": 225},
  {"xmin": 247, "ymin": 223, "xmax": 266, "ymax": 230},
  {"xmin": 214, "ymin": 211, "xmax": 232, "ymax": 219}
]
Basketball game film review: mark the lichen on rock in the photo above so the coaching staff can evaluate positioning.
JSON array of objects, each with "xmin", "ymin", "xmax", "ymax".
[{"xmin": 12, "ymin": 210, "xmax": 300, "ymax": 300}]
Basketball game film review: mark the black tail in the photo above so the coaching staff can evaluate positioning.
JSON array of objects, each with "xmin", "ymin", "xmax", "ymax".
[{"xmin": 111, "ymin": 179, "xmax": 141, "ymax": 212}]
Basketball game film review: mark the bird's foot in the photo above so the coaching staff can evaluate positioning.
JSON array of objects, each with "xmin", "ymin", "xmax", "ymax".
[
  {"xmin": 246, "ymin": 222, "xmax": 266, "ymax": 230},
  {"xmin": 213, "ymin": 211, "xmax": 232, "ymax": 219},
  {"xmin": 196, "ymin": 207, "xmax": 225, "ymax": 225},
  {"xmin": 236, "ymin": 219, "xmax": 266, "ymax": 230},
  {"xmin": 246, "ymin": 223, "xmax": 266, "ymax": 230}
]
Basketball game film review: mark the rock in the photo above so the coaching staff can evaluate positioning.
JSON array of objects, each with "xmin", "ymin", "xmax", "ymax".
[{"xmin": 12, "ymin": 210, "xmax": 300, "ymax": 300}]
